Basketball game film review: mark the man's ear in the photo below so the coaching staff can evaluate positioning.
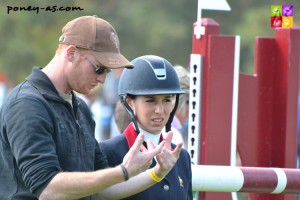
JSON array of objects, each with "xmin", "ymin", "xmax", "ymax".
[{"xmin": 65, "ymin": 45, "xmax": 77, "ymax": 62}]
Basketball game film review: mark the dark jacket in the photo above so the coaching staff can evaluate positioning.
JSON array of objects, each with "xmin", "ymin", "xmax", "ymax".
[
  {"xmin": 100, "ymin": 123, "xmax": 193, "ymax": 200},
  {"xmin": 0, "ymin": 67, "xmax": 108, "ymax": 200}
]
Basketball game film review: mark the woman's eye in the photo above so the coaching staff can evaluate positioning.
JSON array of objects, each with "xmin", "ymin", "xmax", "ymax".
[{"xmin": 145, "ymin": 99, "xmax": 154, "ymax": 103}]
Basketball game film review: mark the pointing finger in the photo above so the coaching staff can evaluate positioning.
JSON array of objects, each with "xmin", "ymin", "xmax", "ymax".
[
  {"xmin": 172, "ymin": 142, "xmax": 183, "ymax": 158},
  {"xmin": 131, "ymin": 133, "xmax": 144, "ymax": 152},
  {"xmin": 164, "ymin": 131, "xmax": 173, "ymax": 150}
]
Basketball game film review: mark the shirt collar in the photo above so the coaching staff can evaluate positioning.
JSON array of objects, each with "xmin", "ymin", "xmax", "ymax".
[{"xmin": 124, "ymin": 123, "xmax": 164, "ymax": 148}]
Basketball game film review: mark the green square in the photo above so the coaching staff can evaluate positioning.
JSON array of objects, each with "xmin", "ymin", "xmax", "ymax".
[{"xmin": 271, "ymin": 5, "xmax": 282, "ymax": 16}]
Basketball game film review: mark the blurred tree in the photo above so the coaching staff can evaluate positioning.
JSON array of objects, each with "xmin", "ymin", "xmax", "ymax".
[
  {"xmin": 108, "ymin": 0, "xmax": 197, "ymax": 67},
  {"xmin": 0, "ymin": 0, "xmax": 299, "ymax": 84},
  {"xmin": 234, "ymin": 6, "xmax": 274, "ymax": 74}
]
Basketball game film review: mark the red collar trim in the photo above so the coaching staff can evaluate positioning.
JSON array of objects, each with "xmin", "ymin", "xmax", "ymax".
[
  {"xmin": 124, "ymin": 123, "xmax": 137, "ymax": 148},
  {"xmin": 124, "ymin": 123, "xmax": 164, "ymax": 148}
]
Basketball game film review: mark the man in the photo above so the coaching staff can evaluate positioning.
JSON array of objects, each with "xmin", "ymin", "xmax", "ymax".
[{"xmin": 0, "ymin": 15, "xmax": 182, "ymax": 200}]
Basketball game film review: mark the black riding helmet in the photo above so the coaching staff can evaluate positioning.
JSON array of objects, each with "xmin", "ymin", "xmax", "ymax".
[{"xmin": 118, "ymin": 55, "xmax": 184, "ymax": 134}]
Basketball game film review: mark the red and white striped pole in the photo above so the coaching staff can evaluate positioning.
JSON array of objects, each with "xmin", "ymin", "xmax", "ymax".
[{"xmin": 192, "ymin": 165, "xmax": 300, "ymax": 194}]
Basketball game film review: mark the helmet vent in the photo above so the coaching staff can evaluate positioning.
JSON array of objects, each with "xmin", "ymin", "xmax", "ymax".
[
  {"xmin": 154, "ymin": 69, "xmax": 166, "ymax": 80},
  {"xmin": 142, "ymin": 58, "xmax": 167, "ymax": 80}
]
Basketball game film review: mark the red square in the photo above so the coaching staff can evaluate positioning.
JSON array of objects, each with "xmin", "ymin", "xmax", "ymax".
[{"xmin": 271, "ymin": 16, "xmax": 282, "ymax": 28}]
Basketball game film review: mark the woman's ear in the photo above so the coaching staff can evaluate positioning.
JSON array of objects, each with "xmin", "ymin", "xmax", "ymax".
[{"xmin": 126, "ymin": 97, "xmax": 134, "ymax": 112}]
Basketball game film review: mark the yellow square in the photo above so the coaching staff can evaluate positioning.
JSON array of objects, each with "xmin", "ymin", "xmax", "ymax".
[{"xmin": 282, "ymin": 17, "xmax": 293, "ymax": 28}]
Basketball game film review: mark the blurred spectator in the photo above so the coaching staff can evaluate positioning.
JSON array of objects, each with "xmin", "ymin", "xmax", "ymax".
[
  {"xmin": 171, "ymin": 65, "xmax": 190, "ymax": 147},
  {"xmin": 77, "ymin": 85, "xmax": 106, "ymax": 142},
  {"xmin": 110, "ymin": 100, "xmax": 132, "ymax": 138},
  {"xmin": 82, "ymin": 68, "xmax": 124, "ymax": 141},
  {"xmin": 100, "ymin": 68, "xmax": 123, "ymax": 139}
]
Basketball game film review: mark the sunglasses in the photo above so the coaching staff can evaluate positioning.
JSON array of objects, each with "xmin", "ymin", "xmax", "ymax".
[{"xmin": 85, "ymin": 57, "xmax": 112, "ymax": 75}]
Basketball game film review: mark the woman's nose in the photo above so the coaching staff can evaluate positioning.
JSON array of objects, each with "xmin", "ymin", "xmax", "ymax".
[{"xmin": 154, "ymin": 102, "xmax": 163, "ymax": 114}]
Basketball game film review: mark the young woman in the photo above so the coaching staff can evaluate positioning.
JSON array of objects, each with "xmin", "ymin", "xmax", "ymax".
[{"xmin": 100, "ymin": 55, "xmax": 192, "ymax": 200}]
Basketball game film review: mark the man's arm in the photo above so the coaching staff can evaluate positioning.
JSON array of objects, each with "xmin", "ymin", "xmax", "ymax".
[
  {"xmin": 39, "ymin": 166, "xmax": 125, "ymax": 199},
  {"xmin": 95, "ymin": 168, "xmax": 156, "ymax": 200},
  {"xmin": 39, "ymin": 133, "xmax": 164, "ymax": 200}
]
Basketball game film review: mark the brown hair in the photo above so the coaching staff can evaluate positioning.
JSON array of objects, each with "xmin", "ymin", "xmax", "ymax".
[
  {"xmin": 114, "ymin": 100, "xmax": 132, "ymax": 133},
  {"xmin": 174, "ymin": 65, "xmax": 190, "ymax": 113}
]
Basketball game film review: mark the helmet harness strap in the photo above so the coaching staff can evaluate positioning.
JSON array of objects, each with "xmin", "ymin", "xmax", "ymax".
[
  {"xmin": 165, "ymin": 94, "xmax": 180, "ymax": 132},
  {"xmin": 120, "ymin": 95, "xmax": 141, "ymax": 134}
]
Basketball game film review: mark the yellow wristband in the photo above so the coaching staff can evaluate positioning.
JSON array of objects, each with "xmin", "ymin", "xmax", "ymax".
[{"xmin": 150, "ymin": 168, "xmax": 163, "ymax": 182}]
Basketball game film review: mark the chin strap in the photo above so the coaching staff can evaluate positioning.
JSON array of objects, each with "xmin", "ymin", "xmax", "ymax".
[
  {"xmin": 120, "ymin": 95, "xmax": 140, "ymax": 134},
  {"xmin": 165, "ymin": 94, "xmax": 180, "ymax": 132}
]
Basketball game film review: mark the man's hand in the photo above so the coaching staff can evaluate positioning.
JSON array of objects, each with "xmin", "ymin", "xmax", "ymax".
[{"xmin": 122, "ymin": 133, "xmax": 164, "ymax": 178}]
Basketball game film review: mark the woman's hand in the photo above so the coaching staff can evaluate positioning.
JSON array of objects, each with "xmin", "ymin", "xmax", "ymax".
[
  {"xmin": 122, "ymin": 133, "xmax": 165, "ymax": 178},
  {"xmin": 150, "ymin": 131, "xmax": 183, "ymax": 178}
]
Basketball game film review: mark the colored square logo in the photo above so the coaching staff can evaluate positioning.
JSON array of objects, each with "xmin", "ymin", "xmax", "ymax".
[
  {"xmin": 271, "ymin": 5, "xmax": 282, "ymax": 16},
  {"xmin": 282, "ymin": 17, "xmax": 293, "ymax": 28},
  {"xmin": 270, "ymin": 4, "xmax": 293, "ymax": 28},
  {"xmin": 271, "ymin": 16, "xmax": 282, "ymax": 28},
  {"xmin": 282, "ymin": 5, "xmax": 293, "ymax": 16}
]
